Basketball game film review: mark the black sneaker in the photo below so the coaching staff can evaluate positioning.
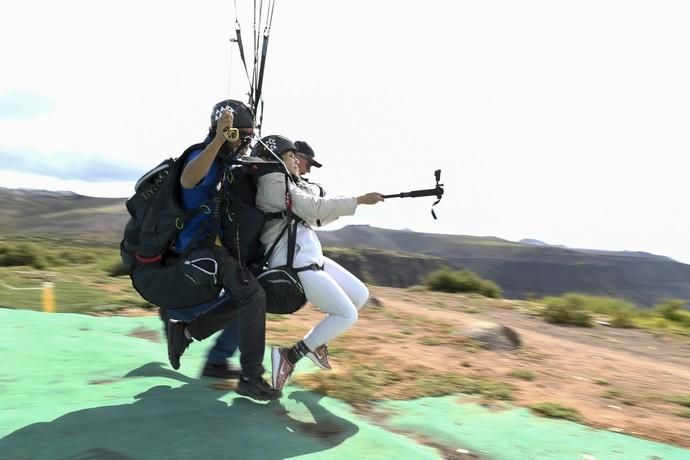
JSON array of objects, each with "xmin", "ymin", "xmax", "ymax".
[
  {"xmin": 236, "ymin": 375, "xmax": 282, "ymax": 401},
  {"xmin": 167, "ymin": 320, "xmax": 192, "ymax": 370},
  {"xmin": 201, "ymin": 361, "xmax": 241, "ymax": 379}
]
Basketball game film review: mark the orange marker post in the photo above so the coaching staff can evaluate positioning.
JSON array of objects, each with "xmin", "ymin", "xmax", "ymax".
[{"xmin": 42, "ymin": 282, "xmax": 55, "ymax": 313}]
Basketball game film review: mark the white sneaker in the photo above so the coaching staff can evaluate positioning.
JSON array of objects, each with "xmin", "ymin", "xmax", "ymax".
[
  {"xmin": 306, "ymin": 344, "xmax": 332, "ymax": 370},
  {"xmin": 271, "ymin": 346, "xmax": 295, "ymax": 391}
]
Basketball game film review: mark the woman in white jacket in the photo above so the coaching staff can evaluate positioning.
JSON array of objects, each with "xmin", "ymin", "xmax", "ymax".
[{"xmin": 254, "ymin": 135, "xmax": 384, "ymax": 391}]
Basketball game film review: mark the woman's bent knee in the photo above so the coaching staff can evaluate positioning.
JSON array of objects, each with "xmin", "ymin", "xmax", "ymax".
[
  {"xmin": 341, "ymin": 306, "xmax": 358, "ymax": 325},
  {"xmin": 353, "ymin": 285, "xmax": 369, "ymax": 310}
]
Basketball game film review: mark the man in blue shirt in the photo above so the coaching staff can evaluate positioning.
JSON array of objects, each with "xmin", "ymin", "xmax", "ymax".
[{"xmin": 163, "ymin": 99, "xmax": 278, "ymax": 401}]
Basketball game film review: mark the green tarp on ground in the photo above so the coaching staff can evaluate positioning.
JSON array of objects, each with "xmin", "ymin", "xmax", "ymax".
[
  {"xmin": 1, "ymin": 308, "xmax": 688, "ymax": 459},
  {"xmin": 379, "ymin": 398, "xmax": 690, "ymax": 460}
]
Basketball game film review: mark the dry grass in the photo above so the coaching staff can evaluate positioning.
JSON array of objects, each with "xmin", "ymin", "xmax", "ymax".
[{"xmin": 264, "ymin": 285, "xmax": 690, "ymax": 448}]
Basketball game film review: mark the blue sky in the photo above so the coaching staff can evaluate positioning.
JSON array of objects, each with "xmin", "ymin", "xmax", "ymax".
[{"xmin": 1, "ymin": 0, "xmax": 689, "ymax": 264}]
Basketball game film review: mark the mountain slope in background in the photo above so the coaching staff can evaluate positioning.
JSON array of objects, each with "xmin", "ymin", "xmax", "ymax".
[
  {"xmin": 0, "ymin": 188, "xmax": 127, "ymax": 241},
  {"xmin": 317, "ymin": 225, "xmax": 690, "ymax": 307},
  {"xmin": 1, "ymin": 188, "xmax": 688, "ymax": 307}
]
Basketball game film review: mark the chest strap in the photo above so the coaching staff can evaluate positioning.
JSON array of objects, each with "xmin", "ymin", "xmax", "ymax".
[
  {"xmin": 293, "ymin": 263, "xmax": 324, "ymax": 273},
  {"xmin": 265, "ymin": 211, "xmax": 288, "ymax": 221}
]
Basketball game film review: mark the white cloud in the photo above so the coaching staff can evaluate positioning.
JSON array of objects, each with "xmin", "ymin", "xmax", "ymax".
[{"xmin": 0, "ymin": 170, "xmax": 132, "ymax": 198}]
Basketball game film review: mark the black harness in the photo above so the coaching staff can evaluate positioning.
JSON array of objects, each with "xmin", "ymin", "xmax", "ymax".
[{"xmin": 261, "ymin": 175, "xmax": 324, "ymax": 273}]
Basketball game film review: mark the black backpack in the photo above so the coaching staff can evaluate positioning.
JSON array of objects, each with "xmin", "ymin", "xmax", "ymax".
[
  {"xmin": 120, "ymin": 143, "xmax": 207, "ymax": 270},
  {"xmin": 121, "ymin": 142, "xmax": 236, "ymax": 309}
]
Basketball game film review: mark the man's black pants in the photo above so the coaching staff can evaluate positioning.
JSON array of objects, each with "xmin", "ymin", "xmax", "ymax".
[{"xmin": 165, "ymin": 247, "xmax": 267, "ymax": 378}]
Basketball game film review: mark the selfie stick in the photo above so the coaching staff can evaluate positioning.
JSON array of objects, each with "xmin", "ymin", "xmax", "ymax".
[{"xmin": 382, "ymin": 170, "xmax": 445, "ymax": 219}]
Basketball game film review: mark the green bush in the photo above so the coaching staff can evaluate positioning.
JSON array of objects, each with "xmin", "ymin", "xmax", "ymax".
[
  {"xmin": 424, "ymin": 268, "xmax": 502, "ymax": 298},
  {"xmin": 609, "ymin": 313, "xmax": 635, "ymax": 328},
  {"xmin": 539, "ymin": 293, "xmax": 642, "ymax": 328},
  {"xmin": 0, "ymin": 238, "xmax": 120, "ymax": 272},
  {"xmin": 670, "ymin": 394, "xmax": 690, "ymax": 408},
  {"xmin": 570, "ymin": 294, "xmax": 636, "ymax": 319},
  {"xmin": 0, "ymin": 242, "xmax": 46, "ymax": 269},
  {"xmin": 540, "ymin": 295, "xmax": 593, "ymax": 327},
  {"xmin": 529, "ymin": 402, "xmax": 583, "ymax": 422},
  {"xmin": 654, "ymin": 299, "xmax": 690, "ymax": 326},
  {"xmin": 508, "ymin": 370, "xmax": 536, "ymax": 381},
  {"xmin": 43, "ymin": 249, "xmax": 100, "ymax": 266}
]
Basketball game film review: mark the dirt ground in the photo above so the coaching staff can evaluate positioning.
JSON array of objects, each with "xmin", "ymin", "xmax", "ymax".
[{"xmin": 264, "ymin": 286, "xmax": 690, "ymax": 449}]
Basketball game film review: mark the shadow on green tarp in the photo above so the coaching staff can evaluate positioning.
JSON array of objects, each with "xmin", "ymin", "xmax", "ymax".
[{"xmin": 0, "ymin": 362, "xmax": 358, "ymax": 460}]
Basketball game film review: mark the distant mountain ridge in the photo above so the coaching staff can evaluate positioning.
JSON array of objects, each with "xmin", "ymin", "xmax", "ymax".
[
  {"xmin": 316, "ymin": 225, "xmax": 689, "ymax": 306},
  {"xmin": 0, "ymin": 187, "xmax": 128, "ymax": 241},
  {"xmin": 1, "ymin": 187, "xmax": 688, "ymax": 307}
]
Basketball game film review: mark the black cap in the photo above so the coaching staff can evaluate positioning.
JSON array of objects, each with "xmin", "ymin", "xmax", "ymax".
[
  {"xmin": 294, "ymin": 141, "xmax": 322, "ymax": 168},
  {"xmin": 210, "ymin": 99, "xmax": 254, "ymax": 129}
]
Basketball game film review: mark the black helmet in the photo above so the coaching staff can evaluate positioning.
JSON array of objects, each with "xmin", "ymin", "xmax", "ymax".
[
  {"xmin": 210, "ymin": 99, "xmax": 254, "ymax": 129},
  {"xmin": 252, "ymin": 135, "xmax": 296, "ymax": 160}
]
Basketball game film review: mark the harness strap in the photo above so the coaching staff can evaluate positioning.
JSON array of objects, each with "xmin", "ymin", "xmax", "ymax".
[
  {"xmin": 258, "ymin": 219, "xmax": 289, "ymax": 269},
  {"xmin": 135, "ymin": 253, "xmax": 162, "ymax": 264},
  {"xmin": 265, "ymin": 211, "xmax": 304, "ymax": 224},
  {"xmin": 256, "ymin": 163, "xmax": 309, "ymax": 272},
  {"xmin": 293, "ymin": 263, "xmax": 324, "ymax": 273},
  {"xmin": 265, "ymin": 211, "xmax": 287, "ymax": 221},
  {"xmin": 286, "ymin": 217, "xmax": 298, "ymax": 269}
]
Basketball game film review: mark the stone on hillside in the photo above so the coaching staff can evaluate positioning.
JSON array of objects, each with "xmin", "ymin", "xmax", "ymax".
[
  {"xmin": 367, "ymin": 296, "xmax": 384, "ymax": 308},
  {"xmin": 456, "ymin": 321, "xmax": 521, "ymax": 350}
]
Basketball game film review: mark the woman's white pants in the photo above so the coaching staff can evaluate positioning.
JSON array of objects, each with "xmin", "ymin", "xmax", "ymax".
[{"xmin": 297, "ymin": 256, "xmax": 369, "ymax": 351}]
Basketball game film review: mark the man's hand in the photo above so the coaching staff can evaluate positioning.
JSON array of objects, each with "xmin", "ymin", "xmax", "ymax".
[{"xmin": 214, "ymin": 110, "xmax": 235, "ymax": 143}]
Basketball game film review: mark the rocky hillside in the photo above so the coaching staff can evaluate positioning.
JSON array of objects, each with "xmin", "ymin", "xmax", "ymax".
[{"xmin": 322, "ymin": 248, "xmax": 446, "ymax": 288}]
